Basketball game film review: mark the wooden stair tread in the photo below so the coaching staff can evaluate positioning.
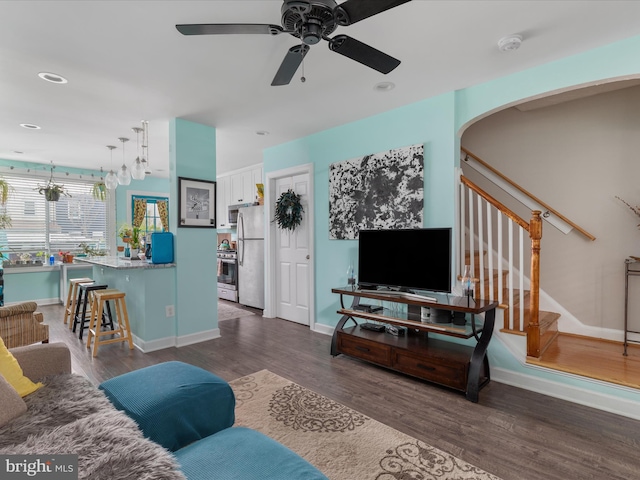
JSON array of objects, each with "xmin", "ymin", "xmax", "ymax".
[{"xmin": 527, "ymin": 333, "xmax": 640, "ymax": 390}]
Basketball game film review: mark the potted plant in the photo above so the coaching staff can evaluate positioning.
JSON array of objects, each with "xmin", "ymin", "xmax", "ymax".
[
  {"xmin": 118, "ymin": 223, "xmax": 133, "ymax": 243},
  {"xmin": 19, "ymin": 252, "xmax": 32, "ymax": 265},
  {"xmin": 38, "ymin": 182, "xmax": 70, "ymax": 202},
  {"xmin": 0, "ymin": 177, "xmax": 12, "ymax": 205},
  {"xmin": 130, "ymin": 227, "xmax": 142, "ymax": 257},
  {"xmin": 34, "ymin": 251, "xmax": 46, "ymax": 265},
  {"xmin": 0, "ymin": 177, "xmax": 13, "ymax": 228},
  {"xmin": 92, "ymin": 182, "xmax": 107, "ymax": 202},
  {"xmin": 59, "ymin": 250, "xmax": 73, "ymax": 263}
]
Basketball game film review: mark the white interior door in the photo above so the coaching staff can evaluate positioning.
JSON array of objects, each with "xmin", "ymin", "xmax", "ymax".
[{"xmin": 275, "ymin": 173, "xmax": 310, "ymax": 325}]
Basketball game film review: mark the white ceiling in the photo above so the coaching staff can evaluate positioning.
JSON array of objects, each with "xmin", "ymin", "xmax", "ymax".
[{"xmin": 1, "ymin": 1, "xmax": 640, "ymax": 177}]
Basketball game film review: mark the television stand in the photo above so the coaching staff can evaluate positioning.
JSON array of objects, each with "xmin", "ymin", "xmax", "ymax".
[
  {"xmin": 355, "ymin": 288, "xmax": 438, "ymax": 302},
  {"xmin": 330, "ymin": 287, "xmax": 497, "ymax": 402}
]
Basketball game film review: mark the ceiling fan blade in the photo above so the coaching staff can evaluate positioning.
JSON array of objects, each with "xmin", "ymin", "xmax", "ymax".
[
  {"xmin": 328, "ymin": 35, "xmax": 400, "ymax": 74},
  {"xmin": 271, "ymin": 45, "xmax": 310, "ymax": 86},
  {"xmin": 335, "ymin": 0, "xmax": 412, "ymax": 25},
  {"xmin": 176, "ymin": 24, "xmax": 284, "ymax": 36}
]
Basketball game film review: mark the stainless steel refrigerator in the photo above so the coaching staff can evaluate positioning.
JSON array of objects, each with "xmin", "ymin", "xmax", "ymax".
[{"xmin": 238, "ymin": 204, "xmax": 265, "ymax": 309}]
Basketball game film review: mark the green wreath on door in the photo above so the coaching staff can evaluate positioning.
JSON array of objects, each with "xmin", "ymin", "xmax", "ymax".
[{"xmin": 274, "ymin": 189, "xmax": 304, "ymax": 231}]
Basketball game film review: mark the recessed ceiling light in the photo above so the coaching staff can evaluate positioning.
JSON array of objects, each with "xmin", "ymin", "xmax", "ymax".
[
  {"xmin": 256, "ymin": 130, "xmax": 270, "ymax": 136},
  {"xmin": 13, "ymin": 151, "xmax": 24, "ymax": 154},
  {"xmin": 20, "ymin": 123, "xmax": 41, "ymax": 130},
  {"xmin": 38, "ymin": 72, "xmax": 68, "ymax": 84},
  {"xmin": 498, "ymin": 35, "xmax": 522, "ymax": 52},
  {"xmin": 374, "ymin": 81, "xmax": 395, "ymax": 92}
]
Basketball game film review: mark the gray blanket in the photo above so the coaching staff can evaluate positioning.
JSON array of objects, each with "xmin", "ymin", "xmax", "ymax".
[{"xmin": 0, "ymin": 374, "xmax": 185, "ymax": 480}]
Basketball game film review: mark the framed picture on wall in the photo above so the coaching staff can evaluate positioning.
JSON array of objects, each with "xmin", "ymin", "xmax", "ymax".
[{"xmin": 178, "ymin": 177, "xmax": 216, "ymax": 228}]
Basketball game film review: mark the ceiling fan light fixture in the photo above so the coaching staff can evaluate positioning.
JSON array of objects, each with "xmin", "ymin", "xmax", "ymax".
[
  {"xmin": 38, "ymin": 72, "xmax": 68, "ymax": 84},
  {"xmin": 498, "ymin": 34, "xmax": 522, "ymax": 52}
]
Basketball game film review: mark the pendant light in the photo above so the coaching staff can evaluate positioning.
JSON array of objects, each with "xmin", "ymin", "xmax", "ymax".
[
  {"xmin": 117, "ymin": 137, "xmax": 131, "ymax": 185},
  {"xmin": 141, "ymin": 120, "xmax": 150, "ymax": 174},
  {"xmin": 130, "ymin": 126, "xmax": 146, "ymax": 180},
  {"xmin": 104, "ymin": 145, "xmax": 118, "ymax": 190}
]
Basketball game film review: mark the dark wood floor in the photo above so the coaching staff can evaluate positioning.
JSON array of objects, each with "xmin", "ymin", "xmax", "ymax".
[{"xmin": 42, "ymin": 302, "xmax": 640, "ymax": 480}]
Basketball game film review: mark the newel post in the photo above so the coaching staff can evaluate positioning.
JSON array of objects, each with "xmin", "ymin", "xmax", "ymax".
[{"xmin": 527, "ymin": 211, "xmax": 542, "ymax": 358}]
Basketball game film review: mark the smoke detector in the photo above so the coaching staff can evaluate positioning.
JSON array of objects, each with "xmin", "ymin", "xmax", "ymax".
[{"xmin": 498, "ymin": 34, "xmax": 522, "ymax": 52}]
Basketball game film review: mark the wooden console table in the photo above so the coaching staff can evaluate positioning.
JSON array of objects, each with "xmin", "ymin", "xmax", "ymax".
[{"xmin": 331, "ymin": 287, "xmax": 498, "ymax": 402}]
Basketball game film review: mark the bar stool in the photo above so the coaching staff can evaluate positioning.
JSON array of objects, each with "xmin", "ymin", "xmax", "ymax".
[
  {"xmin": 86, "ymin": 289, "xmax": 134, "ymax": 357},
  {"xmin": 73, "ymin": 282, "xmax": 113, "ymax": 340},
  {"xmin": 63, "ymin": 277, "xmax": 93, "ymax": 326}
]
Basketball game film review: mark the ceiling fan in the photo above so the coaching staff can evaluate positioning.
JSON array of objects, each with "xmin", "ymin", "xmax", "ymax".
[{"xmin": 176, "ymin": 0, "xmax": 412, "ymax": 86}]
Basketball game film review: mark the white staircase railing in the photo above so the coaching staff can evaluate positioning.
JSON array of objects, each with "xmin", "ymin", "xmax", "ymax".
[{"xmin": 459, "ymin": 176, "xmax": 532, "ymax": 334}]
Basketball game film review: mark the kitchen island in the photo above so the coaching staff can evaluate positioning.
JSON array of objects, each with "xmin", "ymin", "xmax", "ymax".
[{"xmin": 75, "ymin": 256, "xmax": 177, "ymax": 352}]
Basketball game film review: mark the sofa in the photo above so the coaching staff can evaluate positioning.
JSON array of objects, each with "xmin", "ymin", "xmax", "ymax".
[
  {"xmin": 0, "ymin": 301, "xmax": 48, "ymax": 349},
  {"xmin": 0, "ymin": 342, "xmax": 328, "ymax": 480}
]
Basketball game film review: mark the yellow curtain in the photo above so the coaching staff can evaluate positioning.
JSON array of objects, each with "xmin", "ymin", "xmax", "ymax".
[
  {"xmin": 157, "ymin": 200, "xmax": 169, "ymax": 232},
  {"xmin": 133, "ymin": 198, "xmax": 147, "ymax": 228}
]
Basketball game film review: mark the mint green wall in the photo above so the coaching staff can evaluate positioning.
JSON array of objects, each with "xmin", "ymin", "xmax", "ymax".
[
  {"xmin": 264, "ymin": 92, "xmax": 457, "ymax": 329},
  {"xmin": 169, "ymin": 118, "xmax": 218, "ymax": 337},
  {"xmin": 93, "ymin": 265, "xmax": 176, "ymax": 341},
  {"xmin": 3, "ymin": 270, "xmax": 59, "ymax": 303}
]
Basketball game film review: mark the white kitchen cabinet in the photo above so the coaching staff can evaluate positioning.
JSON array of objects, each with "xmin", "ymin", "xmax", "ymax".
[
  {"xmin": 227, "ymin": 165, "xmax": 263, "ymax": 205},
  {"xmin": 216, "ymin": 176, "xmax": 231, "ymax": 228}
]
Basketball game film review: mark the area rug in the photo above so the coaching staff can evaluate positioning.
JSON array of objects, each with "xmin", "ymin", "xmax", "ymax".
[
  {"xmin": 218, "ymin": 301, "xmax": 256, "ymax": 321},
  {"xmin": 229, "ymin": 370, "xmax": 501, "ymax": 480}
]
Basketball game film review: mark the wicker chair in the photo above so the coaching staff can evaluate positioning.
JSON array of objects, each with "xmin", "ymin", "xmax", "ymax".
[{"xmin": 0, "ymin": 302, "xmax": 49, "ymax": 349}]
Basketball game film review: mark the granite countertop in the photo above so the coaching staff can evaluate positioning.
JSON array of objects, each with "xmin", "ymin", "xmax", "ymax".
[{"xmin": 74, "ymin": 256, "xmax": 175, "ymax": 269}]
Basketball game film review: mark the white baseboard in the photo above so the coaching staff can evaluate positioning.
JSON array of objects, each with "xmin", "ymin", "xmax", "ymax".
[
  {"xmin": 132, "ymin": 329, "xmax": 221, "ymax": 353},
  {"xmin": 312, "ymin": 323, "xmax": 335, "ymax": 336},
  {"xmin": 132, "ymin": 335, "xmax": 176, "ymax": 353},
  {"xmin": 176, "ymin": 328, "xmax": 221, "ymax": 348},
  {"xmin": 492, "ymin": 366, "xmax": 640, "ymax": 421}
]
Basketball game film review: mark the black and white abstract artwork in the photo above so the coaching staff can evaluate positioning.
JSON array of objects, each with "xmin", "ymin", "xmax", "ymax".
[{"xmin": 329, "ymin": 144, "xmax": 424, "ymax": 239}]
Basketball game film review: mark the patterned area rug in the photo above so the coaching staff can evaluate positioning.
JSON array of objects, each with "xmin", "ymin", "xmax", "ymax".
[
  {"xmin": 229, "ymin": 370, "xmax": 501, "ymax": 480},
  {"xmin": 218, "ymin": 301, "xmax": 256, "ymax": 321}
]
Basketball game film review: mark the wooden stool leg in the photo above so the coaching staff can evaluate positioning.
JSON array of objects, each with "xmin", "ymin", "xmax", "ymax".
[
  {"xmin": 92, "ymin": 299, "xmax": 105, "ymax": 357},
  {"xmin": 118, "ymin": 297, "xmax": 134, "ymax": 350},
  {"xmin": 63, "ymin": 283, "xmax": 75, "ymax": 325},
  {"xmin": 86, "ymin": 295, "xmax": 98, "ymax": 349}
]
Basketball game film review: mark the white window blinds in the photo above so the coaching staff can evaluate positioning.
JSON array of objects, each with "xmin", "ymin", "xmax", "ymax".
[{"xmin": 0, "ymin": 173, "xmax": 107, "ymax": 259}]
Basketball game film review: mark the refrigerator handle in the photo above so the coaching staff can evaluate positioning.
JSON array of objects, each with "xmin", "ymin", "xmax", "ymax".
[{"xmin": 238, "ymin": 213, "xmax": 245, "ymax": 266}]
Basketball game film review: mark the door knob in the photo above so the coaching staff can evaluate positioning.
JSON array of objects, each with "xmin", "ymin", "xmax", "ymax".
[{"xmin": 306, "ymin": 255, "xmax": 310, "ymax": 259}]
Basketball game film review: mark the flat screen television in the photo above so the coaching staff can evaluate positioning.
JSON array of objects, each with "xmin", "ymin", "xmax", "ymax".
[{"xmin": 358, "ymin": 228, "xmax": 452, "ymax": 293}]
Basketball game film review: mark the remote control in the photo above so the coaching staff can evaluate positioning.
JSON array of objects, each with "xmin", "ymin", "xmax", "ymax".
[{"xmin": 360, "ymin": 323, "xmax": 385, "ymax": 332}]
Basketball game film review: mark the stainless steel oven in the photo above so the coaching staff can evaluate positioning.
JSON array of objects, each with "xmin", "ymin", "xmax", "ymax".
[{"xmin": 217, "ymin": 250, "xmax": 238, "ymax": 302}]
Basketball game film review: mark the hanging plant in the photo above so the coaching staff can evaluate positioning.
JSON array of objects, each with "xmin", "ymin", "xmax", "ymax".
[
  {"xmin": 274, "ymin": 189, "xmax": 304, "ymax": 231},
  {"xmin": 37, "ymin": 183, "xmax": 70, "ymax": 202},
  {"xmin": 92, "ymin": 182, "xmax": 107, "ymax": 201},
  {"xmin": 36, "ymin": 164, "xmax": 70, "ymax": 201}
]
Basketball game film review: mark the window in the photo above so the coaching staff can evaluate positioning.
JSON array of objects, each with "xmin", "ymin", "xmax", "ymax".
[
  {"xmin": 131, "ymin": 195, "xmax": 168, "ymax": 239},
  {"xmin": 0, "ymin": 173, "xmax": 107, "ymax": 262}
]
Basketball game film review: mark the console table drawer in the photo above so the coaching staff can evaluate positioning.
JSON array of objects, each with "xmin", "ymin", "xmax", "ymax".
[
  {"xmin": 392, "ymin": 351, "xmax": 467, "ymax": 391},
  {"xmin": 337, "ymin": 332, "xmax": 392, "ymax": 367}
]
